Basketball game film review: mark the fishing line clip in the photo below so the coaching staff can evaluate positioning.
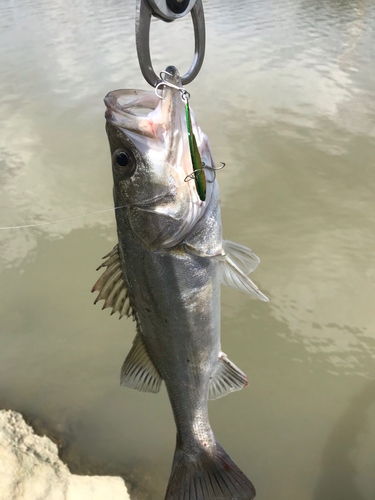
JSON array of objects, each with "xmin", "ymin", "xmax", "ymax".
[{"xmin": 154, "ymin": 71, "xmax": 190, "ymax": 101}]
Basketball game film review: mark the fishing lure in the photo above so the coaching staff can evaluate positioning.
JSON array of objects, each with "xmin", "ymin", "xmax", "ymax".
[
  {"xmin": 184, "ymin": 98, "xmax": 206, "ymax": 201},
  {"xmin": 155, "ymin": 73, "xmax": 212, "ymax": 201}
]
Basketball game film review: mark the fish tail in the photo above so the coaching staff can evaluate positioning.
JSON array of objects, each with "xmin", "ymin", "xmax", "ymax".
[{"xmin": 165, "ymin": 439, "xmax": 256, "ymax": 500}]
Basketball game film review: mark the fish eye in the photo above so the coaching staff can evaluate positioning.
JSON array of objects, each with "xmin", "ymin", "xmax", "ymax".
[
  {"xmin": 116, "ymin": 152, "xmax": 129, "ymax": 167},
  {"xmin": 112, "ymin": 148, "xmax": 136, "ymax": 179}
]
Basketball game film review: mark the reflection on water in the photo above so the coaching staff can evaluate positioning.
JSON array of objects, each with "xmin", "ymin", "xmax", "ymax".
[
  {"xmin": 1, "ymin": 0, "xmax": 375, "ymax": 499},
  {"xmin": 314, "ymin": 380, "xmax": 375, "ymax": 500}
]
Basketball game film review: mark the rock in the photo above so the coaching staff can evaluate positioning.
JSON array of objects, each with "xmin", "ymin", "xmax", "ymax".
[{"xmin": 0, "ymin": 410, "xmax": 130, "ymax": 500}]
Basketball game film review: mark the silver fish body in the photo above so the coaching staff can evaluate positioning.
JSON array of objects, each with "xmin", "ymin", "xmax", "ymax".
[
  {"xmin": 93, "ymin": 67, "xmax": 268, "ymax": 500},
  {"xmin": 118, "ymin": 220, "xmax": 220, "ymax": 444}
]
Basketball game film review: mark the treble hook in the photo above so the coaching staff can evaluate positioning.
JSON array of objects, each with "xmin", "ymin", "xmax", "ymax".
[{"xmin": 184, "ymin": 162, "xmax": 226, "ymax": 183}]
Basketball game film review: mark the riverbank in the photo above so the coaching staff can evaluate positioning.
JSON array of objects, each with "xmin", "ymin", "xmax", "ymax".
[{"xmin": 0, "ymin": 410, "xmax": 130, "ymax": 500}]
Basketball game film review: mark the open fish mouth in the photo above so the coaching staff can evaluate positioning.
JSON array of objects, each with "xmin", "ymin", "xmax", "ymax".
[
  {"xmin": 104, "ymin": 66, "xmax": 183, "ymax": 140},
  {"xmin": 104, "ymin": 89, "xmax": 160, "ymax": 138}
]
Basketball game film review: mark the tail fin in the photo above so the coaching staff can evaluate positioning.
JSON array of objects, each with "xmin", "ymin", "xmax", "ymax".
[{"xmin": 165, "ymin": 440, "xmax": 256, "ymax": 500}]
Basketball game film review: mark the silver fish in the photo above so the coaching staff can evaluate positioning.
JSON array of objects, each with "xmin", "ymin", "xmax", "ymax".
[{"xmin": 93, "ymin": 66, "xmax": 268, "ymax": 500}]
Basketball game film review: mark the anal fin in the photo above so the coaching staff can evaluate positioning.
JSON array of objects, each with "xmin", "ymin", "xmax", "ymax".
[
  {"xmin": 121, "ymin": 332, "xmax": 162, "ymax": 393},
  {"xmin": 208, "ymin": 352, "xmax": 248, "ymax": 400}
]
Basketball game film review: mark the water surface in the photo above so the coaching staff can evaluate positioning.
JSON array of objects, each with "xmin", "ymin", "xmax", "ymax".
[{"xmin": 1, "ymin": 0, "xmax": 375, "ymax": 499}]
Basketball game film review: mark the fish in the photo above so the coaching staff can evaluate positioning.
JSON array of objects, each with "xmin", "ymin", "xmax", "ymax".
[{"xmin": 92, "ymin": 66, "xmax": 268, "ymax": 500}]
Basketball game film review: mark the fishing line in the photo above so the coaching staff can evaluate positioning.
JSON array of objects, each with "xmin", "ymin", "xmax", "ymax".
[{"xmin": 0, "ymin": 206, "xmax": 127, "ymax": 230}]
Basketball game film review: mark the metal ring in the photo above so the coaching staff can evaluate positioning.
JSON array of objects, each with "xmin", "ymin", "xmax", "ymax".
[{"xmin": 136, "ymin": 0, "xmax": 205, "ymax": 87}]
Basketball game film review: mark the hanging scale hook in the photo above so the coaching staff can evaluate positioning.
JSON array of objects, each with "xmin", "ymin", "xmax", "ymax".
[{"xmin": 135, "ymin": 0, "xmax": 206, "ymax": 87}]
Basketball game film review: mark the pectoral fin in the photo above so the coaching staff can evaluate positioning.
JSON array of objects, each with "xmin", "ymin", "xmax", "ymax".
[
  {"xmin": 223, "ymin": 239, "xmax": 260, "ymax": 274},
  {"xmin": 208, "ymin": 352, "xmax": 248, "ymax": 400},
  {"xmin": 219, "ymin": 253, "xmax": 269, "ymax": 301},
  {"xmin": 121, "ymin": 332, "xmax": 162, "ymax": 393}
]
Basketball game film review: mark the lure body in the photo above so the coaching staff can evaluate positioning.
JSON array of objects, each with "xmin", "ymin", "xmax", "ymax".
[{"xmin": 185, "ymin": 100, "xmax": 206, "ymax": 201}]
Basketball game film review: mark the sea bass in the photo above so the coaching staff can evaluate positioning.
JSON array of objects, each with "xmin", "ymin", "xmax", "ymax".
[{"xmin": 92, "ymin": 66, "xmax": 268, "ymax": 500}]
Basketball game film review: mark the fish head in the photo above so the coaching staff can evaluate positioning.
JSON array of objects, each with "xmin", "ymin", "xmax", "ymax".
[{"xmin": 104, "ymin": 66, "xmax": 217, "ymax": 250}]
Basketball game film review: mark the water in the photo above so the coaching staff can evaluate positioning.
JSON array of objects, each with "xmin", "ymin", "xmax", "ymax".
[{"xmin": 1, "ymin": 0, "xmax": 375, "ymax": 498}]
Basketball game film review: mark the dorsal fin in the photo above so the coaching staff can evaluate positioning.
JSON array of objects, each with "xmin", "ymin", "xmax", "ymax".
[
  {"xmin": 121, "ymin": 332, "xmax": 162, "ymax": 393},
  {"xmin": 92, "ymin": 245, "xmax": 134, "ymax": 319},
  {"xmin": 208, "ymin": 352, "xmax": 248, "ymax": 400}
]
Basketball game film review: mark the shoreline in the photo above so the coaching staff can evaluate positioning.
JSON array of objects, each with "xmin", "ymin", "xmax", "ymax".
[{"xmin": 0, "ymin": 409, "xmax": 131, "ymax": 500}]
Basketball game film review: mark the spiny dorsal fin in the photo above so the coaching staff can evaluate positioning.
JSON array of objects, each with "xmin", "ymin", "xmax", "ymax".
[
  {"xmin": 223, "ymin": 239, "xmax": 260, "ymax": 274},
  {"xmin": 91, "ymin": 245, "xmax": 134, "ymax": 319},
  {"xmin": 219, "ymin": 254, "xmax": 269, "ymax": 301},
  {"xmin": 120, "ymin": 332, "xmax": 162, "ymax": 393},
  {"xmin": 208, "ymin": 351, "xmax": 248, "ymax": 400}
]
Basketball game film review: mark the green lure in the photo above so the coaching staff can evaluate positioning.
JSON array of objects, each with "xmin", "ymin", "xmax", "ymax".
[{"xmin": 185, "ymin": 101, "xmax": 206, "ymax": 201}]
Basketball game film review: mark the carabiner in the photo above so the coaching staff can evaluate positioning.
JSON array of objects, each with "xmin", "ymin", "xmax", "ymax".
[{"xmin": 135, "ymin": 0, "xmax": 206, "ymax": 87}]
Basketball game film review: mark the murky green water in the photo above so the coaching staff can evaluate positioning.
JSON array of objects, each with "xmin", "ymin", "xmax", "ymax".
[{"xmin": 1, "ymin": 0, "xmax": 375, "ymax": 498}]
